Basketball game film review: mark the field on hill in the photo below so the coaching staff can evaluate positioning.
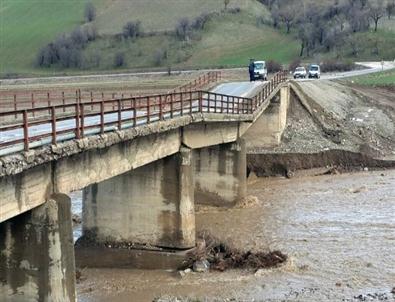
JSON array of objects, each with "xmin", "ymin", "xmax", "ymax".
[
  {"xmin": 0, "ymin": 0, "xmax": 89, "ymax": 75},
  {"xmin": 0, "ymin": 0, "xmax": 394, "ymax": 77},
  {"xmin": 348, "ymin": 68, "xmax": 395, "ymax": 87}
]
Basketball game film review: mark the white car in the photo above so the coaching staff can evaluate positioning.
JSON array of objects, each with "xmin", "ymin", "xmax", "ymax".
[
  {"xmin": 253, "ymin": 61, "xmax": 268, "ymax": 81},
  {"xmin": 293, "ymin": 67, "xmax": 307, "ymax": 79},
  {"xmin": 308, "ymin": 64, "xmax": 321, "ymax": 79}
]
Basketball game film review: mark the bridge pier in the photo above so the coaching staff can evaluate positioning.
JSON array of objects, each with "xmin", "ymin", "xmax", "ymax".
[
  {"xmin": 0, "ymin": 194, "xmax": 76, "ymax": 302},
  {"xmin": 194, "ymin": 139, "xmax": 246, "ymax": 207},
  {"xmin": 81, "ymin": 147, "xmax": 195, "ymax": 249}
]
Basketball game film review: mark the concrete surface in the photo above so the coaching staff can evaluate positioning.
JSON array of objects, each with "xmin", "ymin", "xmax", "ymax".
[
  {"xmin": 194, "ymin": 139, "xmax": 247, "ymax": 207},
  {"xmin": 82, "ymin": 148, "xmax": 195, "ymax": 249},
  {"xmin": 0, "ymin": 194, "xmax": 76, "ymax": 302}
]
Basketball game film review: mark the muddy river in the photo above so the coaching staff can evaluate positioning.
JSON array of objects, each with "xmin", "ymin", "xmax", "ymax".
[{"xmin": 74, "ymin": 170, "xmax": 395, "ymax": 302}]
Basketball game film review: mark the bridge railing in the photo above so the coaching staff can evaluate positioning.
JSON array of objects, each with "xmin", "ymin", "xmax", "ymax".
[
  {"xmin": 0, "ymin": 71, "xmax": 221, "ymax": 115},
  {"xmin": 0, "ymin": 71, "xmax": 287, "ymax": 154}
]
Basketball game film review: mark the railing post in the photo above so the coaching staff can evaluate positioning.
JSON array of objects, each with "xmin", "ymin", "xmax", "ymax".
[
  {"xmin": 199, "ymin": 91, "xmax": 203, "ymax": 113},
  {"xmin": 180, "ymin": 93, "xmax": 183, "ymax": 116},
  {"xmin": 47, "ymin": 92, "xmax": 51, "ymax": 114},
  {"xmin": 31, "ymin": 93, "xmax": 35, "ymax": 117},
  {"xmin": 159, "ymin": 95, "xmax": 163, "ymax": 120},
  {"xmin": 62, "ymin": 91, "xmax": 66, "ymax": 112},
  {"xmin": 13, "ymin": 94, "xmax": 17, "ymax": 118},
  {"xmin": 190, "ymin": 91, "xmax": 193, "ymax": 114},
  {"xmin": 170, "ymin": 94, "xmax": 174, "ymax": 118},
  {"xmin": 100, "ymin": 101, "xmax": 104, "ymax": 134},
  {"xmin": 23, "ymin": 110, "xmax": 29, "ymax": 151},
  {"xmin": 147, "ymin": 97, "xmax": 150, "ymax": 123},
  {"xmin": 117, "ymin": 99, "xmax": 122, "ymax": 130},
  {"xmin": 80, "ymin": 104, "xmax": 85, "ymax": 138},
  {"xmin": 75, "ymin": 103, "xmax": 80, "ymax": 139},
  {"xmin": 133, "ymin": 98, "xmax": 137, "ymax": 127},
  {"xmin": 51, "ymin": 106, "xmax": 56, "ymax": 145}
]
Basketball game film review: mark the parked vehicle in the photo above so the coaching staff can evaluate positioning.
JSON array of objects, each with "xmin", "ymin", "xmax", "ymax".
[
  {"xmin": 293, "ymin": 66, "xmax": 307, "ymax": 79},
  {"xmin": 308, "ymin": 64, "xmax": 321, "ymax": 79},
  {"xmin": 253, "ymin": 61, "xmax": 268, "ymax": 81}
]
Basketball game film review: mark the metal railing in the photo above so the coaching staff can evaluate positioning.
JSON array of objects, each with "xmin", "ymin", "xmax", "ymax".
[
  {"xmin": 0, "ymin": 71, "xmax": 287, "ymax": 154},
  {"xmin": 0, "ymin": 71, "xmax": 221, "ymax": 114}
]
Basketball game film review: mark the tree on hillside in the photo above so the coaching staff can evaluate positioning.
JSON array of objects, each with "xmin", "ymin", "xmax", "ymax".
[
  {"xmin": 224, "ymin": 0, "xmax": 230, "ymax": 10},
  {"xmin": 386, "ymin": 1, "xmax": 395, "ymax": 19},
  {"xmin": 175, "ymin": 18, "xmax": 190, "ymax": 40},
  {"xmin": 84, "ymin": 2, "xmax": 96, "ymax": 22},
  {"xmin": 278, "ymin": 5, "xmax": 298, "ymax": 33},
  {"xmin": 122, "ymin": 21, "xmax": 142, "ymax": 39},
  {"xmin": 368, "ymin": 2, "xmax": 385, "ymax": 32}
]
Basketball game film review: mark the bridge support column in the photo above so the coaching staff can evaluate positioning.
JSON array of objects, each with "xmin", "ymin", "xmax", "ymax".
[
  {"xmin": 194, "ymin": 139, "xmax": 246, "ymax": 207},
  {"xmin": 0, "ymin": 194, "xmax": 76, "ymax": 302},
  {"xmin": 82, "ymin": 147, "xmax": 195, "ymax": 249}
]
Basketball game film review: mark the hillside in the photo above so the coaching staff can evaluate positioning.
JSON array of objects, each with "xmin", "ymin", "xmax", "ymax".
[{"xmin": 0, "ymin": 0, "xmax": 394, "ymax": 77}]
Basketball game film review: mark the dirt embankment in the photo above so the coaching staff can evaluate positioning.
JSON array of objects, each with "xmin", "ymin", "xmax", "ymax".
[{"xmin": 246, "ymin": 80, "xmax": 395, "ymax": 176}]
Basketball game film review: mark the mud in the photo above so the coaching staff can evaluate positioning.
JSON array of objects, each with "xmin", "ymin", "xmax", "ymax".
[{"xmin": 247, "ymin": 149, "xmax": 395, "ymax": 177}]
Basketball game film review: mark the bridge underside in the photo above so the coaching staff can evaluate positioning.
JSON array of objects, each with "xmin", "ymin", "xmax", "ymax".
[{"xmin": 0, "ymin": 83, "xmax": 290, "ymax": 301}]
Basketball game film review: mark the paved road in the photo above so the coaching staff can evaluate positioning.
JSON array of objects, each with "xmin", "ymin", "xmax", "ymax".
[
  {"xmin": 211, "ymin": 81, "xmax": 265, "ymax": 97},
  {"xmin": 294, "ymin": 61, "xmax": 395, "ymax": 82}
]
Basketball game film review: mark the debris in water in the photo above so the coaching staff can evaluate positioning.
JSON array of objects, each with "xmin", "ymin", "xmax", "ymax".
[{"xmin": 185, "ymin": 232, "xmax": 287, "ymax": 272}]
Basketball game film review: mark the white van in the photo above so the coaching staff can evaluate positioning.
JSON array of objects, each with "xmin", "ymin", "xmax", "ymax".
[{"xmin": 253, "ymin": 61, "xmax": 268, "ymax": 81}]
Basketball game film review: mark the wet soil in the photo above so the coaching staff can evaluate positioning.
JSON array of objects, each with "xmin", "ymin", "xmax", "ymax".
[{"xmin": 76, "ymin": 169, "xmax": 395, "ymax": 302}]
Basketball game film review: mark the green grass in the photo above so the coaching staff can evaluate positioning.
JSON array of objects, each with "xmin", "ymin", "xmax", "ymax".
[
  {"xmin": 0, "ymin": 0, "xmax": 97, "ymax": 75},
  {"xmin": 80, "ymin": 7, "xmax": 298, "ymax": 71},
  {"xmin": 0, "ymin": 0, "xmax": 393, "ymax": 77},
  {"xmin": 93, "ymin": 0, "xmax": 232, "ymax": 34},
  {"xmin": 348, "ymin": 69, "xmax": 395, "ymax": 87}
]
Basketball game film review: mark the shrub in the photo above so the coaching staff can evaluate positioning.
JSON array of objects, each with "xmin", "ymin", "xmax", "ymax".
[
  {"xmin": 114, "ymin": 52, "xmax": 126, "ymax": 67},
  {"xmin": 84, "ymin": 2, "xmax": 96, "ymax": 22},
  {"xmin": 175, "ymin": 18, "xmax": 190, "ymax": 40},
  {"xmin": 122, "ymin": 21, "xmax": 142, "ymax": 39},
  {"xmin": 288, "ymin": 58, "xmax": 302, "ymax": 71},
  {"xmin": 320, "ymin": 60, "xmax": 356, "ymax": 72},
  {"xmin": 266, "ymin": 60, "xmax": 283, "ymax": 73}
]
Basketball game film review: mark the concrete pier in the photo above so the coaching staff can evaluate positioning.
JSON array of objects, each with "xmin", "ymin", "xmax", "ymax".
[
  {"xmin": 244, "ymin": 85, "xmax": 290, "ymax": 148},
  {"xmin": 82, "ymin": 147, "xmax": 195, "ymax": 249},
  {"xmin": 194, "ymin": 139, "xmax": 247, "ymax": 206},
  {"xmin": 0, "ymin": 194, "xmax": 76, "ymax": 302}
]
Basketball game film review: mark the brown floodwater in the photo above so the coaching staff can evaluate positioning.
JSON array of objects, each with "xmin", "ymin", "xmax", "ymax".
[{"xmin": 76, "ymin": 169, "xmax": 395, "ymax": 302}]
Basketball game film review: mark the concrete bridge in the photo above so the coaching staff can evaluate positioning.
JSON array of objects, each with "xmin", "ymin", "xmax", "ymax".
[{"xmin": 0, "ymin": 72, "xmax": 289, "ymax": 301}]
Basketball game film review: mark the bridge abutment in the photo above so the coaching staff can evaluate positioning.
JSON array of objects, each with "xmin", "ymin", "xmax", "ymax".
[
  {"xmin": 0, "ymin": 194, "xmax": 76, "ymax": 302},
  {"xmin": 194, "ymin": 139, "xmax": 247, "ymax": 207},
  {"xmin": 81, "ymin": 147, "xmax": 195, "ymax": 249}
]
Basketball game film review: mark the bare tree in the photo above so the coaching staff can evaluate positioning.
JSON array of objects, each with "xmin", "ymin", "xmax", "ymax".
[
  {"xmin": 368, "ymin": 3, "xmax": 385, "ymax": 32},
  {"xmin": 175, "ymin": 18, "xmax": 190, "ymax": 40},
  {"xmin": 279, "ymin": 4, "xmax": 298, "ymax": 33},
  {"xmin": 122, "ymin": 21, "xmax": 142, "ymax": 39},
  {"xmin": 224, "ymin": 0, "xmax": 230, "ymax": 10},
  {"xmin": 386, "ymin": 1, "xmax": 395, "ymax": 19},
  {"xmin": 114, "ymin": 52, "xmax": 126, "ymax": 67},
  {"xmin": 84, "ymin": 2, "xmax": 96, "ymax": 23}
]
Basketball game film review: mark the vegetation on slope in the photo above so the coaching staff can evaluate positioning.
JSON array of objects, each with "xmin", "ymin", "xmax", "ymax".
[{"xmin": 0, "ymin": 0, "xmax": 394, "ymax": 77}]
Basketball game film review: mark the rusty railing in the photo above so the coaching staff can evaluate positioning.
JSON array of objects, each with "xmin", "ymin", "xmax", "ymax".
[{"xmin": 0, "ymin": 71, "xmax": 287, "ymax": 155}]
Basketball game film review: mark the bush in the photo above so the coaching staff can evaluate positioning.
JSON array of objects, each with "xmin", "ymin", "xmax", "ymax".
[
  {"xmin": 266, "ymin": 60, "xmax": 283, "ymax": 73},
  {"xmin": 114, "ymin": 52, "xmax": 126, "ymax": 67},
  {"xmin": 84, "ymin": 2, "xmax": 96, "ymax": 22},
  {"xmin": 320, "ymin": 60, "xmax": 356, "ymax": 72},
  {"xmin": 122, "ymin": 21, "xmax": 142, "ymax": 39},
  {"xmin": 288, "ymin": 58, "xmax": 301, "ymax": 71},
  {"xmin": 175, "ymin": 18, "xmax": 190, "ymax": 40},
  {"xmin": 228, "ymin": 7, "xmax": 241, "ymax": 14}
]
